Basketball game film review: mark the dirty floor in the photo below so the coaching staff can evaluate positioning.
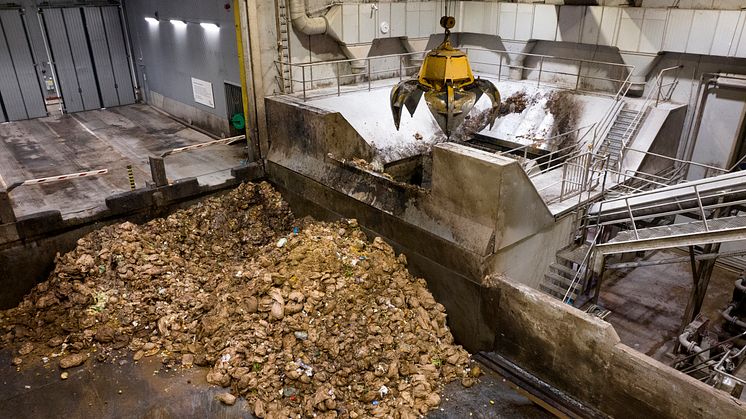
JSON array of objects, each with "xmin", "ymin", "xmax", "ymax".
[
  {"xmin": 599, "ymin": 249, "xmax": 739, "ymax": 360},
  {"xmin": 0, "ymin": 104, "xmax": 246, "ymax": 219},
  {"xmin": 0, "ymin": 350, "xmax": 550, "ymax": 419}
]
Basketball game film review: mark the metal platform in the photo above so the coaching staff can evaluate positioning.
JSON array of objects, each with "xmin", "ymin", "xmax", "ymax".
[
  {"xmin": 589, "ymin": 170, "xmax": 746, "ymax": 224},
  {"xmin": 597, "ymin": 215, "xmax": 746, "ymax": 255}
]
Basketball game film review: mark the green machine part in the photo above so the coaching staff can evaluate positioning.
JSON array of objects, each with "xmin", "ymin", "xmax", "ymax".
[{"xmin": 231, "ymin": 113, "xmax": 246, "ymax": 130}]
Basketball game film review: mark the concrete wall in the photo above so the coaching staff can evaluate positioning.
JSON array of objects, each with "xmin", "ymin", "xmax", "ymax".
[
  {"xmin": 266, "ymin": 96, "xmax": 569, "ymax": 282},
  {"xmin": 644, "ymin": 53, "xmax": 746, "ymax": 170},
  {"xmin": 487, "ymin": 215, "xmax": 575, "ymax": 289},
  {"xmin": 491, "ymin": 276, "xmax": 746, "ymax": 418},
  {"xmin": 642, "ymin": 0, "xmax": 746, "ymax": 8},
  {"xmin": 687, "ymin": 81, "xmax": 746, "ymax": 179},
  {"xmin": 523, "ymin": 42, "xmax": 627, "ymax": 93},
  {"xmin": 124, "ymin": 0, "xmax": 240, "ymax": 136}
]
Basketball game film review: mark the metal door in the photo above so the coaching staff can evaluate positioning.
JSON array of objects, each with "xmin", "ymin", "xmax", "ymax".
[
  {"xmin": 0, "ymin": 9, "xmax": 47, "ymax": 121},
  {"xmin": 40, "ymin": 6, "xmax": 135, "ymax": 113},
  {"xmin": 225, "ymin": 83, "xmax": 244, "ymax": 136}
]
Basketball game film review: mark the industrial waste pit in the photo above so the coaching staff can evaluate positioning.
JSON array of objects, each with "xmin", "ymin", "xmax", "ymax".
[{"xmin": 0, "ymin": 182, "xmax": 543, "ymax": 418}]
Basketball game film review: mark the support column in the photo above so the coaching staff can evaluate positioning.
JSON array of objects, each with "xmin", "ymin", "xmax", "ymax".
[
  {"xmin": 234, "ymin": 0, "xmax": 258, "ymax": 163},
  {"xmin": 149, "ymin": 156, "xmax": 168, "ymax": 188},
  {"xmin": 681, "ymin": 242, "xmax": 721, "ymax": 329},
  {"xmin": 592, "ymin": 255, "xmax": 607, "ymax": 304},
  {"xmin": 240, "ymin": 0, "xmax": 269, "ymax": 159}
]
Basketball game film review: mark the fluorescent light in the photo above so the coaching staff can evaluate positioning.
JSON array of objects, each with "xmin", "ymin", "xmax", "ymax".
[
  {"xmin": 200, "ymin": 22, "xmax": 220, "ymax": 31},
  {"xmin": 144, "ymin": 17, "xmax": 158, "ymax": 24},
  {"xmin": 170, "ymin": 19, "xmax": 186, "ymax": 27}
]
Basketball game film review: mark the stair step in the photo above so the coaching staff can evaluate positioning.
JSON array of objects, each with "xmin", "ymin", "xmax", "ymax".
[
  {"xmin": 545, "ymin": 271, "xmax": 574, "ymax": 288},
  {"xmin": 550, "ymin": 263, "xmax": 577, "ymax": 278},
  {"xmin": 557, "ymin": 244, "xmax": 590, "ymax": 265},
  {"xmin": 540, "ymin": 279, "xmax": 579, "ymax": 298}
]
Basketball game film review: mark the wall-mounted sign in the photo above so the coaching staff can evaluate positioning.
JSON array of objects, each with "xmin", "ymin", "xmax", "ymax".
[{"xmin": 191, "ymin": 77, "xmax": 214, "ymax": 108}]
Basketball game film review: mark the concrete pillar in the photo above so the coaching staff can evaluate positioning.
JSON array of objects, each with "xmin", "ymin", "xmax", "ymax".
[
  {"xmin": 149, "ymin": 156, "xmax": 168, "ymax": 187},
  {"xmin": 0, "ymin": 191, "xmax": 16, "ymax": 225}
]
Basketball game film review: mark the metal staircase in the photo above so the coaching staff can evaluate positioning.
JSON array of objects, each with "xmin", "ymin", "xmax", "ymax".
[
  {"xmin": 602, "ymin": 105, "xmax": 646, "ymax": 171},
  {"xmin": 540, "ymin": 243, "xmax": 591, "ymax": 305},
  {"xmin": 591, "ymin": 170, "xmax": 746, "ymax": 255}
]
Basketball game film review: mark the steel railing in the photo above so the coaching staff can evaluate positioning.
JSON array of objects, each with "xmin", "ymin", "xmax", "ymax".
[
  {"xmin": 276, "ymin": 48, "xmax": 635, "ymax": 102},
  {"xmin": 591, "ymin": 174, "xmax": 746, "ymax": 240},
  {"xmin": 563, "ymin": 229, "xmax": 601, "ymax": 304},
  {"xmin": 611, "ymin": 65, "xmax": 684, "ymax": 174}
]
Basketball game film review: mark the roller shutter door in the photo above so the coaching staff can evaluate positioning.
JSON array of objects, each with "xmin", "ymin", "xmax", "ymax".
[
  {"xmin": 40, "ymin": 6, "xmax": 135, "ymax": 113},
  {"xmin": 0, "ymin": 9, "xmax": 47, "ymax": 121}
]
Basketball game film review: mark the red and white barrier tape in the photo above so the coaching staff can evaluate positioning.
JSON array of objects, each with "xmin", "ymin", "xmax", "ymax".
[
  {"xmin": 160, "ymin": 134, "xmax": 246, "ymax": 157},
  {"xmin": 7, "ymin": 169, "xmax": 109, "ymax": 192}
]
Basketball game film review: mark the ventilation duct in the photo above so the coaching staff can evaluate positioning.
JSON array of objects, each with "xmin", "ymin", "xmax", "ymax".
[{"xmin": 288, "ymin": 0, "xmax": 365, "ymax": 72}]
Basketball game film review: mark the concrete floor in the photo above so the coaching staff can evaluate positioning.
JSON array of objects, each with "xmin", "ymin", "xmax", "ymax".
[
  {"xmin": 599, "ymin": 249, "xmax": 739, "ymax": 360},
  {"xmin": 0, "ymin": 350, "xmax": 549, "ymax": 419},
  {"xmin": 0, "ymin": 104, "xmax": 246, "ymax": 219}
]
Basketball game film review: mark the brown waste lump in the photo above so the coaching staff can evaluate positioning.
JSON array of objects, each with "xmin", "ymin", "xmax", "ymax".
[{"xmin": 0, "ymin": 181, "xmax": 474, "ymax": 418}]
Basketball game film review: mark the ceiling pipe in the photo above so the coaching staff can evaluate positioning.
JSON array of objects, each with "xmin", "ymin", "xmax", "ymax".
[{"xmin": 287, "ymin": 0, "xmax": 365, "ymax": 71}]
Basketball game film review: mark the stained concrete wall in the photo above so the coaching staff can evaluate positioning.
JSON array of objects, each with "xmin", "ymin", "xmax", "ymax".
[
  {"xmin": 491, "ymin": 276, "xmax": 746, "ymax": 418},
  {"xmin": 487, "ymin": 216, "xmax": 575, "ymax": 289},
  {"xmin": 523, "ymin": 42, "xmax": 627, "ymax": 93},
  {"xmin": 266, "ymin": 96, "xmax": 567, "ymax": 282},
  {"xmin": 124, "ymin": 0, "xmax": 240, "ymax": 136}
]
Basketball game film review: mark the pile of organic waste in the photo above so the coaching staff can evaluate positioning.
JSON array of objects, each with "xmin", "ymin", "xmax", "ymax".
[{"xmin": 0, "ymin": 182, "xmax": 477, "ymax": 417}]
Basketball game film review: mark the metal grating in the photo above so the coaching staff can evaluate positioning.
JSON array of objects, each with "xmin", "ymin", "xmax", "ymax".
[{"xmin": 598, "ymin": 215, "xmax": 746, "ymax": 255}]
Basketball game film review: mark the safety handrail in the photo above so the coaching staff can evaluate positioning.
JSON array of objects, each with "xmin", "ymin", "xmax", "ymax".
[
  {"xmin": 277, "ymin": 47, "xmax": 636, "ymax": 101},
  {"xmin": 563, "ymin": 229, "xmax": 601, "ymax": 304},
  {"xmin": 595, "ymin": 170, "xmax": 746, "ymax": 207},
  {"xmin": 614, "ymin": 65, "xmax": 684, "ymax": 170}
]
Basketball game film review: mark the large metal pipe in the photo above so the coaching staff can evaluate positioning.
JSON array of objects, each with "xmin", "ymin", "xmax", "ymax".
[
  {"xmin": 722, "ymin": 304, "xmax": 746, "ymax": 329},
  {"xmin": 287, "ymin": 0, "xmax": 362, "ymax": 70},
  {"xmin": 736, "ymin": 277, "xmax": 746, "ymax": 293},
  {"xmin": 289, "ymin": 0, "xmax": 328, "ymax": 36},
  {"xmin": 679, "ymin": 331, "xmax": 704, "ymax": 354}
]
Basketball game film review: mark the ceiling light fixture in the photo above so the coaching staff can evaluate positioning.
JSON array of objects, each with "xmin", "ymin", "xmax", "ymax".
[
  {"xmin": 144, "ymin": 17, "xmax": 159, "ymax": 24},
  {"xmin": 200, "ymin": 22, "xmax": 220, "ymax": 31},
  {"xmin": 170, "ymin": 19, "xmax": 186, "ymax": 27}
]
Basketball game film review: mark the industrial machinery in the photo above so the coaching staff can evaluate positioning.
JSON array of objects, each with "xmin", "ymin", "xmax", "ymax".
[
  {"xmin": 389, "ymin": 15, "xmax": 500, "ymax": 137},
  {"xmin": 674, "ymin": 274, "xmax": 746, "ymax": 398}
]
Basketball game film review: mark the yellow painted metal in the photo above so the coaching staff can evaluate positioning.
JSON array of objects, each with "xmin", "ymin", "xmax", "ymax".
[
  {"xmin": 417, "ymin": 38, "xmax": 474, "ymax": 91},
  {"xmin": 233, "ymin": 0, "xmax": 252, "ymax": 157},
  {"xmin": 389, "ymin": 15, "xmax": 500, "ymax": 137}
]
